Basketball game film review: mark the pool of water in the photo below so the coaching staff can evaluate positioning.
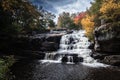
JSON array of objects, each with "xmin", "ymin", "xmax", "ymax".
[{"xmin": 11, "ymin": 59, "xmax": 120, "ymax": 80}]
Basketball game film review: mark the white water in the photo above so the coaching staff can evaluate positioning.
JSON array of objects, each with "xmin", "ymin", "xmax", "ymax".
[
  {"xmin": 58, "ymin": 30, "xmax": 94, "ymax": 63},
  {"xmin": 41, "ymin": 30, "xmax": 108, "ymax": 67}
]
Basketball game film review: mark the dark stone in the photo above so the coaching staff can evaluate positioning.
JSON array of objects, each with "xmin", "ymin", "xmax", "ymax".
[
  {"xmin": 94, "ymin": 23, "xmax": 120, "ymax": 53},
  {"xmin": 91, "ymin": 52, "xmax": 108, "ymax": 60},
  {"xmin": 41, "ymin": 41, "xmax": 59, "ymax": 51},
  {"xmin": 67, "ymin": 30, "xmax": 73, "ymax": 34},
  {"xmin": 69, "ymin": 37, "xmax": 74, "ymax": 44},
  {"xmin": 73, "ymin": 54, "xmax": 83, "ymax": 63},
  {"xmin": 79, "ymin": 57, "xmax": 84, "ymax": 62},
  {"xmin": 46, "ymin": 34, "xmax": 62, "ymax": 43},
  {"xmin": 61, "ymin": 55, "xmax": 68, "ymax": 63},
  {"xmin": 88, "ymin": 42, "xmax": 94, "ymax": 49},
  {"xmin": 14, "ymin": 33, "xmax": 62, "ymax": 51},
  {"xmin": 61, "ymin": 54, "xmax": 84, "ymax": 63},
  {"xmin": 103, "ymin": 55, "xmax": 120, "ymax": 66},
  {"xmin": 0, "ymin": 33, "xmax": 63, "ymax": 60}
]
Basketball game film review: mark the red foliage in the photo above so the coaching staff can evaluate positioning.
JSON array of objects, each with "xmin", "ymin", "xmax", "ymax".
[{"xmin": 74, "ymin": 12, "xmax": 86, "ymax": 24}]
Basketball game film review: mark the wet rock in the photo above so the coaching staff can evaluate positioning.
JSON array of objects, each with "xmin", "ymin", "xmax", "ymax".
[
  {"xmin": 41, "ymin": 42, "xmax": 59, "ymax": 51},
  {"xmin": 103, "ymin": 55, "xmax": 120, "ymax": 66},
  {"xmin": 67, "ymin": 30, "xmax": 73, "ymax": 34},
  {"xmin": 91, "ymin": 52, "xmax": 108, "ymax": 60},
  {"xmin": 73, "ymin": 57, "xmax": 83, "ymax": 63},
  {"xmin": 88, "ymin": 42, "xmax": 94, "ymax": 49},
  {"xmin": 15, "ymin": 33, "xmax": 62, "ymax": 51},
  {"xmin": 46, "ymin": 34, "xmax": 62, "ymax": 43},
  {"xmin": 61, "ymin": 55, "xmax": 68, "ymax": 63},
  {"xmin": 61, "ymin": 54, "xmax": 84, "ymax": 63},
  {"xmin": 73, "ymin": 54, "xmax": 83, "ymax": 63},
  {"xmin": 69, "ymin": 37, "xmax": 74, "ymax": 44}
]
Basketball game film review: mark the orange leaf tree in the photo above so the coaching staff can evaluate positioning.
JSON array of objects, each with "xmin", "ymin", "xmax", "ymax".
[{"xmin": 81, "ymin": 14, "xmax": 95, "ymax": 40}]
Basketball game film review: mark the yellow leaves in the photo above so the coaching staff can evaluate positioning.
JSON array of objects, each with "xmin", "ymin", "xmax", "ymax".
[
  {"xmin": 81, "ymin": 14, "xmax": 95, "ymax": 40},
  {"xmin": 1, "ymin": 0, "xmax": 18, "ymax": 13},
  {"xmin": 100, "ymin": 0, "xmax": 120, "ymax": 14},
  {"xmin": 100, "ymin": 0, "xmax": 120, "ymax": 22},
  {"xmin": 2, "ymin": 1, "xmax": 10, "ymax": 11}
]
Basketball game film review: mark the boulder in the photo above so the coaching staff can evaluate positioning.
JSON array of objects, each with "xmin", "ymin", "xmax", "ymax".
[
  {"xmin": 88, "ymin": 42, "xmax": 94, "ymax": 49},
  {"xmin": 73, "ymin": 54, "xmax": 83, "ymax": 63},
  {"xmin": 102, "ymin": 55, "xmax": 120, "ymax": 66},
  {"xmin": 91, "ymin": 52, "xmax": 109, "ymax": 60},
  {"xmin": 61, "ymin": 55, "xmax": 68, "ymax": 63},
  {"xmin": 61, "ymin": 54, "xmax": 84, "ymax": 63}
]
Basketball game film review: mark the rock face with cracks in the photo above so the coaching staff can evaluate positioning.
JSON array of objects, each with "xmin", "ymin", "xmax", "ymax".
[{"xmin": 93, "ymin": 23, "xmax": 120, "ymax": 66}]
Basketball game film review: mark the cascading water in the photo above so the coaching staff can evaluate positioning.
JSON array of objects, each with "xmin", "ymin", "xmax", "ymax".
[
  {"xmin": 57, "ymin": 30, "xmax": 94, "ymax": 63},
  {"xmin": 41, "ymin": 30, "xmax": 108, "ymax": 67}
]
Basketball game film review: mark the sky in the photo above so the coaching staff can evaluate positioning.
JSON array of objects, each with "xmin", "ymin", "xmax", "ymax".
[{"xmin": 29, "ymin": 0, "xmax": 93, "ymax": 23}]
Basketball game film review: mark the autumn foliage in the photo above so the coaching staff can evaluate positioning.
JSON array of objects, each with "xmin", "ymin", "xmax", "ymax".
[
  {"xmin": 78, "ymin": 0, "xmax": 120, "ymax": 40},
  {"xmin": 74, "ymin": 12, "xmax": 86, "ymax": 25},
  {"xmin": 100, "ymin": 0, "xmax": 120, "ymax": 14},
  {"xmin": 100, "ymin": 0, "xmax": 120, "ymax": 22},
  {"xmin": 81, "ymin": 14, "xmax": 95, "ymax": 40}
]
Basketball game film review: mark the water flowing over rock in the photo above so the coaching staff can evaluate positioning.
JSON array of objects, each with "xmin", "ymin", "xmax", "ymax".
[
  {"xmin": 58, "ymin": 30, "xmax": 94, "ymax": 63},
  {"xmin": 41, "ymin": 30, "xmax": 107, "ymax": 67}
]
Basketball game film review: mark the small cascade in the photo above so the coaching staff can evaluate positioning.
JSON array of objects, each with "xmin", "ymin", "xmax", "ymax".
[
  {"xmin": 41, "ymin": 30, "xmax": 108, "ymax": 67},
  {"xmin": 44, "ymin": 52, "xmax": 57, "ymax": 60}
]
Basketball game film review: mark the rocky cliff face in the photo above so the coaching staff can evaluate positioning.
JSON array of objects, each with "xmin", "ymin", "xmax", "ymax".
[
  {"xmin": 14, "ymin": 34, "xmax": 63, "ymax": 52},
  {"xmin": 94, "ymin": 23, "xmax": 120, "ymax": 53},
  {"xmin": 93, "ymin": 23, "xmax": 120, "ymax": 66},
  {"xmin": 0, "ymin": 33, "xmax": 63, "ymax": 59}
]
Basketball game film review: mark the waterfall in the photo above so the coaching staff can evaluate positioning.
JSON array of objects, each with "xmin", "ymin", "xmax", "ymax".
[
  {"xmin": 41, "ymin": 30, "xmax": 108, "ymax": 67},
  {"xmin": 57, "ymin": 30, "xmax": 95, "ymax": 63}
]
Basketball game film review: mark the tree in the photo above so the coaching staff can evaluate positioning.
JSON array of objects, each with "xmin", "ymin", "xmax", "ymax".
[
  {"xmin": 73, "ymin": 12, "xmax": 86, "ymax": 28},
  {"xmin": 57, "ymin": 12, "xmax": 79, "ymax": 29},
  {"xmin": 48, "ymin": 19, "xmax": 55, "ymax": 28},
  {"xmin": 81, "ymin": 14, "xmax": 95, "ymax": 40},
  {"xmin": 0, "ymin": 0, "xmax": 42, "ymax": 35},
  {"xmin": 0, "ymin": 0, "xmax": 55, "ymax": 36},
  {"xmin": 88, "ymin": 0, "xmax": 103, "ymax": 26},
  {"xmin": 57, "ymin": 12, "xmax": 70, "ymax": 28},
  {"xmin": 100, "ymin": 0, "xmax": 120, "ymax": 22},
  {"xmin": 38, "ymin": 9, "xmax": 55, "ymax": 29}
]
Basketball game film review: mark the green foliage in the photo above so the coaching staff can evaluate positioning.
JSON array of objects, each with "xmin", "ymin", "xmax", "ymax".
[
  {"xmin": 57, "ymin": 12, "xmax": 79, "ymax": 29},
  {"xmin": 0, "ymin": 0, "xmax": 55, "ymax": 36},
  {"xmin": 0, "ymin": 56, "xmax": 15, "ymax": 80},
  {"xmin": 88, "ymin": 0, "xmax": 103, "ymax": 27},
  {"xmin": 89, "ymin": 0, "xmax": 103, "ymax": 15},
  {"xmin": 48, "ymin": 19, "xmax": 55, "ymax": 28}
]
